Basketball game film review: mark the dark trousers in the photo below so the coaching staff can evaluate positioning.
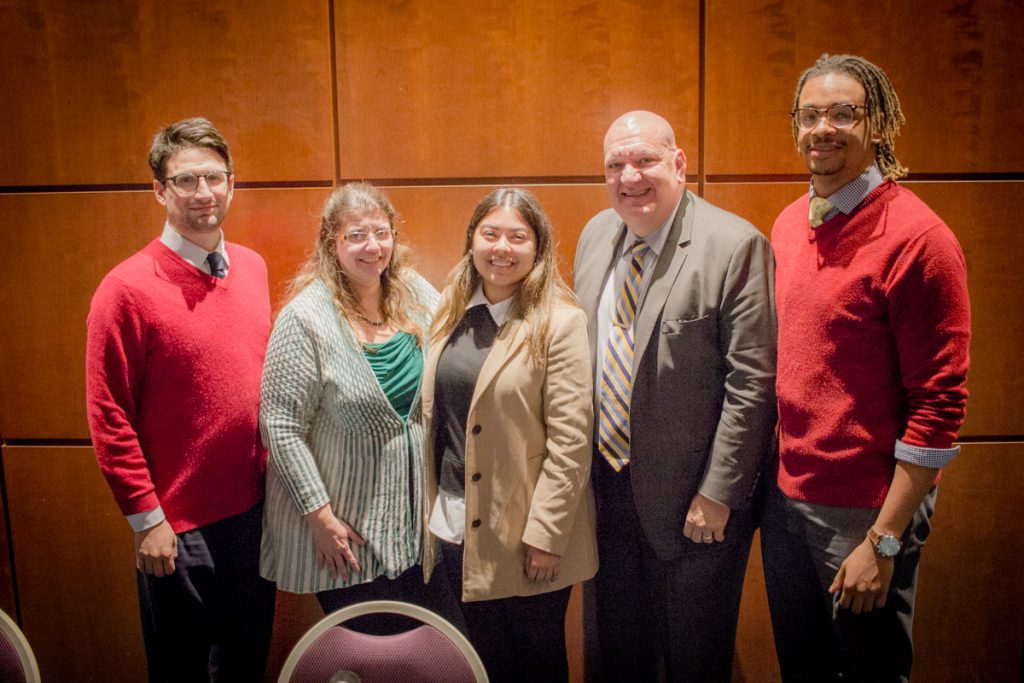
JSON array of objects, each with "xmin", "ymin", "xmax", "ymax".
[
  {"xmin": 316, "ymin": 563, "xmax": 462, "ymax": 635},
  {"xmin": 440, "ymin": 540, "xmax": 572, "ymax": 683},
  {"xmin": 760, "ymin": 483, "xmax": 935, "ymax": 683},
  {"xmin": 588, "ymin": 460, "xmax": 754, "ymax": 683},
  {"xmin": 136, "ymin": 501, "xmax": 276, "ymax": 683}
]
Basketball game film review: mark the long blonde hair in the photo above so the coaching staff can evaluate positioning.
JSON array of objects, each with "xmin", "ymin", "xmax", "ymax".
[
  {"xmin": 286, "ymin": 182, "xmax": 429, "ymax": 344},
  {"xmin": 431, "ymin": 188, "xmax": 578, "ymax": 361}
]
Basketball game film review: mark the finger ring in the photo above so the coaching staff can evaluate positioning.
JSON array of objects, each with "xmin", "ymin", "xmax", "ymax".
[{"xmin": 702, "ymin": 534, "xmax": 713, "ymax": 542}]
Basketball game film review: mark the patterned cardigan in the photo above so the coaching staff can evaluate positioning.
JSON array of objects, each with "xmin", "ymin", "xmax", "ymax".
[{"xmin": 259, "ymin": 275, "xmax": 439, "ymax": 593}]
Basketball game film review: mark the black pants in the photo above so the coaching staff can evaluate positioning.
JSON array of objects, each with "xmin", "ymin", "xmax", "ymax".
[
  {"xmin": 440, "ymin": 540, "xmax": 572, "ymax": 683},
  {"xmin": 588, "ymin": 461, "xmax": 755, "ymax": 683},
  {"xmin": 136, "ymin": 501, "xmax": 276, "ymax": 683},
  {"xmin": 760, "ymin": 483, "xmax": 935, "ymax": 683}
]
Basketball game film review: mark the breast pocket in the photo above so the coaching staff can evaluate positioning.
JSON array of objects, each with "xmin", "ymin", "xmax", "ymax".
[{"xmin": 658, "ymin": 314, "xmax": 720, "ymax": 389}]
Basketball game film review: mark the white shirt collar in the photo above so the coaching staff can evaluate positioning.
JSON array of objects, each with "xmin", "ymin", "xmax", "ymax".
[
  {"xmin": 160, "ymin": 222, "xmax": 230, "ymax": 275},
  {"xmin": 468, "ymin": 286, "xmax": 514, "ymax": 327},
  {"xmin": 620, "ymin": 195, "xmax": 682, "ymax": 259}
]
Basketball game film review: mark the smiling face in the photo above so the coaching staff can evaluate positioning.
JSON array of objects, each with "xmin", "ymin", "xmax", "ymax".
[
  {"xmin": 333, "ymin": 210, "xmax": 394, "ymax": 292},
  {"xmin": 153, "ymin": 147, "xmax": 234, "ymax": 247},
  {"xmin": 471, "ymin": 205, "xmax": 537, "ymax": 303},
  {"xmin": 797, "ymin": 72, "xmax": 881, "ymax": 197},
  {"xmin": 603, "ymin": 112, "xmax": 687, "ymax": 236}
]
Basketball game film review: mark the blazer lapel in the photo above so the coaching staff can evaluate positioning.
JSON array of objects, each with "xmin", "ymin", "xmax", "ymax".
[
  {"xmin": 421, "ymin": 330, "xmax": 451, "ymax": 422},
  {"xmin": 632, "ymin": 192, "xmax": 695, "ymax": 374},
  {"xmin": 469, "ymin": 317, "xmax": 528, "ymax": 413},
  {"xmin": 576, "ymin": 218, "xmax": 627, "ymax": 366}
]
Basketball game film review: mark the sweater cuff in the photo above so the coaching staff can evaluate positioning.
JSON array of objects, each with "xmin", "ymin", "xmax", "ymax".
[
  {"xmin": 894, "ymin": 439, "xmax": 959, "ymax": 469},
  {"xmin": 127, "ymin": 506, "xmax": 166, "ymax": 533}
]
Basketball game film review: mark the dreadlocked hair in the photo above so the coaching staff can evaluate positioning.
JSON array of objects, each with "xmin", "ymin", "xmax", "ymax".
[
  {"xmin": 285, "ymin": 182, "xmax": 430, "ymax": 346},
  {"xmin": 793, "ymin": 53, "xmax": 908, "ymax": 180}
]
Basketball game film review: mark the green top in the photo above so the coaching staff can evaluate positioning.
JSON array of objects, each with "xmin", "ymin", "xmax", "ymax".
[{"xmin": 362, "ymin": 331, "xmax": 422, "ymax": 421}]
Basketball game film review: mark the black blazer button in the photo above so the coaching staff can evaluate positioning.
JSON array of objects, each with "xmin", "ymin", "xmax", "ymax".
[
  {"xmin": 471, "ymin": 473, "xmax": 481, "ymax": 482},
  {"xmin": 471, "ymin": 519, "xmax": 481, "ymax": 528},
  {"xmin": 471, "ymin": 424, "xmax": 482, "ymax": 435}
]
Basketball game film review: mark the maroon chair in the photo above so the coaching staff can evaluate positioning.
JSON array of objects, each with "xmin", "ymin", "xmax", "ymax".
[
  {"xmin": 0, "ymin": 609, "xmax": 39, "ymax": 683},
  {"xmin": 278, "ymin": 600, "xmax": 487, "ymax": 683}
]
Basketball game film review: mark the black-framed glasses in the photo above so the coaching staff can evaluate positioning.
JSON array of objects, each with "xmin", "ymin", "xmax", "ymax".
[
  {"xmin": 791, "ymin": 104, "xmax": 868, "ymax": 130},
  {"xmin": 163, "ymin": 171, "xmax": 231, "ymax": 193},
  {"xmin": 341, "ymin": 228, "xmax": 396, "ymax": 244}
]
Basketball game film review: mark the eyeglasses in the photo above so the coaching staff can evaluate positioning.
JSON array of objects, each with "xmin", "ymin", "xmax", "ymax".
[
  {"xmin": 341, "ymin": 228, "xmax": 396, "ymax": 244},
  {"xmin": 791, "ymin": 104, "xmax": 868, "ymax": 130},
  {"xmin": 163, "ymin": 171, "xmax": 231, "ymax": 193}
]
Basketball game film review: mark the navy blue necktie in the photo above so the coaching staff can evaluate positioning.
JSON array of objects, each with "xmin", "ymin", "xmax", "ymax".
[{"xmin": 206, "ymin": 251, "xmax": 227, "ymax": 279}]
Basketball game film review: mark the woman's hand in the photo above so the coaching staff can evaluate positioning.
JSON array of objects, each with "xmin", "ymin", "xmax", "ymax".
[
  {"xmin": 524, "ymin": 544, "xmax": 561, "ymax": 583},
  {"xmin": 304, "ymin": 504, "xmax": 365, "ymax": 581}
]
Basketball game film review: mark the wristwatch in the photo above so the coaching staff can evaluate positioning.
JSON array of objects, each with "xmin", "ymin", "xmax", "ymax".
[{"xmin": 867, "ymin": 527, "xmax": 902, "ymax": 558}]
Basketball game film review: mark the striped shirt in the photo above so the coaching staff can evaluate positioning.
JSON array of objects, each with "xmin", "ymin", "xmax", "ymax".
[{"xmin": 259, "ymin": 275, "xmax": 439, "ymax": 593}]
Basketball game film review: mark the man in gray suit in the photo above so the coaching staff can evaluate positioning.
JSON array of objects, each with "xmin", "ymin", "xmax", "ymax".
[{"xmin": 573, "ymin": 110, "xmax": 776, "ymax": 682}]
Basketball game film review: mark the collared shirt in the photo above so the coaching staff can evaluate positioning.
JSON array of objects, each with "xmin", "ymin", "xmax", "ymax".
[
  {"xmin": 809, "ymin": 163, "xmax": 884, "ymax": 225},
  {"xmin": 160, "ymin": 222, "xmax": 230, "ymax": 276},
  {"xmin": 594, "ymin": 198, "xmax": 681, "ymax": 387},
  {"xmin": 809, "ymin": 164, "xmax": 959, "ymax": 470},
  {"xmin": 428, "ymin": 286, "xmax": 513, "ymax": 544},
  {"xmin": 127, "ymin": 224, "xmax": 231, "ymax": 533}
]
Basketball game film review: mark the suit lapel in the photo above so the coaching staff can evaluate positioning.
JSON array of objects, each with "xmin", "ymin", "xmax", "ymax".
[
  {"xmin": 469, "ymin": 317, "xmax": 528, "ymax": 413},
  {"xmin": 576, "ymin": 216, "xmax": 626, "ymax": 366},
  {"xmin": 632, "ymin": 192, "xmax": 694, "ymax": 374},
  {"xmin": 421, "ymin": 330, "xmax": 451, "ymax": 422}
]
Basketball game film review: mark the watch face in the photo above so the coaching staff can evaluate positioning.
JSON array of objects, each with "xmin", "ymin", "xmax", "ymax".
[{"xmin": 876, "ymin": 535, "xmax": 901, "ymax": 557}]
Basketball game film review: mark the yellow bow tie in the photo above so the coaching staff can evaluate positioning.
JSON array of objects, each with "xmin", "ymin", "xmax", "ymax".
[{"xmin": 808, "ymin": 196, "xmax": 834, "ymax": 227}]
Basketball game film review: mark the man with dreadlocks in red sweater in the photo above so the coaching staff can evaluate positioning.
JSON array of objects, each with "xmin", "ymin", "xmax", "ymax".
[{"xmin": 762, "ymin": 54, "xmax": 970, "ymax": 683}]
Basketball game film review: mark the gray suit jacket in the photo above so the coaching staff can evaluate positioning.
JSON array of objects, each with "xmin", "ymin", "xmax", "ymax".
[{"xmin": 573, "ymin": 190, "xmax": 777, "ymax": 559}]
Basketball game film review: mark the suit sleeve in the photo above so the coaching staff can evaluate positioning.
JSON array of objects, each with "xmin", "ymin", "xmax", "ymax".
[
  {"xmin": 522, "ymin": 307, "xmax": 595, "ymax": 556},
  {"xmin": 700, "ymin": 231, "xmax": 778, "ymax": 509},
  {"xmin": 85, "ymin": 276, "xmax": 160, "ymax": 515}
]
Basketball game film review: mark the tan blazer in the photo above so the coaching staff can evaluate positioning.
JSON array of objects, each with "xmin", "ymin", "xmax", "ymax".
[{"xmin": 421, "ymin": 302, "xmax": 598, "ymax": 602}]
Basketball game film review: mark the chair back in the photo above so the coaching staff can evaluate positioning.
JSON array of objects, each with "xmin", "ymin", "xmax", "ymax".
[
  {"xmin": 0, "ymin": 608, "xmax": 40, "ymax": 683},
  {"xmin": 278, "ymin": 600, "xmax": 487, "ymax": 683}
]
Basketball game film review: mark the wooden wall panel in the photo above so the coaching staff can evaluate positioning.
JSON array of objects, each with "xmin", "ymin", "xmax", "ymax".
[
  {"xmin": 0, "ymin": 188, "xmax": 329, "ymax": 439},
  {"xmin": 704, "ymin": 0, "xmax": 1024, "ymax": 175},
  {"xmin": 705, "ymin": 181, "xmax": 1024, "ymax": 438},
  {"xmin": 3, "ymin": 445, "xmax": 146, "ymax": 683},
  {"xmin": 915, "ymin": 442, "xmax": 1024, "ymax": 682},
  {"xmin": 0, "ymin": 0, "xmax": 333, "ymax": 186},
  {"xmin": 334, "ymin": 0, "xmax": 700, "ymax": 179},
  {"xmin": 906, "ymin": 182, "xmax": 1024, "ymax": 438}
]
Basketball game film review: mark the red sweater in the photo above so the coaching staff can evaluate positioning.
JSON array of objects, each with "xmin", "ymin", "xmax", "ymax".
[
  {"xmin": 772, "ymin": 181, "xmax": 970, "ymax": 507},
  {"xmin": 86, "ymin": 239, "xmax": 271, "ymax": 533}
]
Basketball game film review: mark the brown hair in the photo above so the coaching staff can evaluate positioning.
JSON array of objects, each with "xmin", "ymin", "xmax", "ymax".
[
  {"xmin": 286, "ymin": 182, "xmax": 430, "ymax": 344},
  {"xmin": 148, "ymin": 118, "xmax": 232, "ymax": 180},
  {"xmin": 431, "ymin": 188, "xmax": 577, "ymax": 362}
]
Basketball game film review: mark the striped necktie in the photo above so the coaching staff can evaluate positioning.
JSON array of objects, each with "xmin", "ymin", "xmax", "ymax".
[
  {"xmin": 808, "ymin": 196, "xmax": 834, "ymax": 227},
  {"xmin": 598, "ymin": 239, "xmax": 651, "ymax": 471}
]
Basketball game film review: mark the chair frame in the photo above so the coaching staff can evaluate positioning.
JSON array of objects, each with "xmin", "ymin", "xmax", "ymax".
[
  {"xmin": 0, "ymin": 608, "xmax": 40, "ymax": 683},
  {"xmin": 277, "ymin": 599, "xmax": 488, "ymax": 683}
]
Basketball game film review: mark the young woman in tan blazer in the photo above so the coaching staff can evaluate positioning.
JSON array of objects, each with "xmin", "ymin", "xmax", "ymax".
[{"xmin": 421, "ymin": 188, "xmax": 598, "ymax": 682}]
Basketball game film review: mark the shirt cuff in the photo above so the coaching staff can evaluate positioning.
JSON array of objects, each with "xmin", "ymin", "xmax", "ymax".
[
  {"xmin": 127, "ymin": 506, "xmax": 166, "ymax": 533},
  {"xmin": 894, "ymin": 439, "xmax": 959, "ymax": 469}
]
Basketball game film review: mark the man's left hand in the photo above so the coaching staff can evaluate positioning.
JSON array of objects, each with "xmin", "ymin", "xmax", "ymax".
[
  {"xmin": 683, "ymin": 493, "xmax": 730, "ymax": 544},
  {"xmin": 829, "ymin": 538, "xmax": 894, "ymax": 613}
]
